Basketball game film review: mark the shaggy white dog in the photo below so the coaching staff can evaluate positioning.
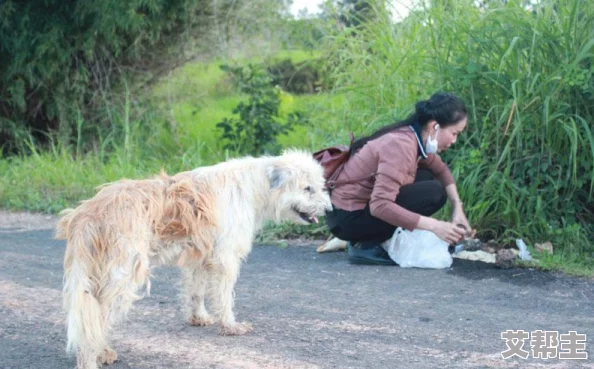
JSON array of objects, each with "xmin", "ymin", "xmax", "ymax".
[{"xmin": 56, "ymin": 149, "xmax": 332, "ymax": 369}]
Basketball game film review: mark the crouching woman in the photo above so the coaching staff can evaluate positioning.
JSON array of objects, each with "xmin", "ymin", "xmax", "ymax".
[{"xmin": 326, "ymin": 92, "xmax": 472, "ymax": 265}]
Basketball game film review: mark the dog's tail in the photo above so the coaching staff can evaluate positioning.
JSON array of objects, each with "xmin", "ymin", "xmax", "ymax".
[{"xmin": 58, "ymin": 211, "xmax": 106, "ymax": 354}]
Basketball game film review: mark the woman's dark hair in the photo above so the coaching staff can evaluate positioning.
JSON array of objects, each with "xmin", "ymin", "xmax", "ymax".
[{"xmin": 349, "ymin": 92, "xmax": 467, "ymax": 154}]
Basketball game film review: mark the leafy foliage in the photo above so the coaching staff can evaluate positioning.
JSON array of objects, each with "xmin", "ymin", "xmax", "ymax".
[
  {"xmin": 267, "ymin": 58, "xmax": 329, "ymax": 94},
  {"xmin": 335, "ymin": 0, "xmax": 385, "ymax": 28},
  {"xmin": 0, "ymin": 0, "xmax": 285, "ymax": 154},
  {"xmin": 216, "ymin": 64, "xmax": 307, "ymax": 156},
  {"xmin": 280, "ymin": 18, "xmax": 327, "ymax": 51}
]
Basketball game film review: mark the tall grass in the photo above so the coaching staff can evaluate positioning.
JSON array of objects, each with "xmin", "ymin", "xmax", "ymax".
[
  {"xmin": 317, "ymin": 0, "xmax": 593, "ymax": 255},
  {"xmin": 0, "ymin": 88, "xmax": 207, "ymax": 212}
]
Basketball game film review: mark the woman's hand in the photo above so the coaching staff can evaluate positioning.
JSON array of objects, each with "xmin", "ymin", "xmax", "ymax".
[
  {"xmin": 432, "ymin": 220, "xmax": 466, "ymax": 245},
  {"xmin": 445, "ymin": 184, "xmax": 474, "ymax": 237},
  {"xmin": 451, "ymin": 205, "xmax": 472, "ymax": 236},
  {"xmin": 416, "ymin": 215, "xmax": 467, "ymax": 244}
]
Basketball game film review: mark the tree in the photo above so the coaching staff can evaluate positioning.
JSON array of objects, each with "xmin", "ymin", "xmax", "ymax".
[{"xmin": 0, "ymin": 0, "xmax": 289, "ymax": 154}]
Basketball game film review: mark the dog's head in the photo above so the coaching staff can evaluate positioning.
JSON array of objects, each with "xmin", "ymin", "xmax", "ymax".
[{"xmin": 267, "ymin": 149, "xmax": 332, "ymax": 225}]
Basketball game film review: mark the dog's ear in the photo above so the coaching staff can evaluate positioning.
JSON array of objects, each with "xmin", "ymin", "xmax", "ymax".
[{"xmin": 267, "ymin": 164, "xmax": 293, "ymax": 189}]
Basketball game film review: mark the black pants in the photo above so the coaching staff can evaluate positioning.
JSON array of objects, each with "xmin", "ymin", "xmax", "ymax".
[{"xmin": 326, "ymin": 169, "xmax": 447, "ymax": 245}]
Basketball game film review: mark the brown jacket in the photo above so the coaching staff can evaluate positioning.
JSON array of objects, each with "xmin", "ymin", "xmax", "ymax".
[{"xmin": 330, "ymin": 126, "xmax": 455, "ymax": 230}]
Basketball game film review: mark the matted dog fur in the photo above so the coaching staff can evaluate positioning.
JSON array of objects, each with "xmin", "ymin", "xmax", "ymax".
[{"xmin": 56, "ymin": 149, "xmax": 331, "ymax": 369}]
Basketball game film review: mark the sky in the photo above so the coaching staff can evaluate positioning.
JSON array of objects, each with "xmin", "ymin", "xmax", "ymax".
[
  {"xmin": 289, "ymin": 0, "xmax": 415, "ymax": 21},
  {"xmin": 289, "ymin": 0, "xmax": 325, "ymax": 16}
]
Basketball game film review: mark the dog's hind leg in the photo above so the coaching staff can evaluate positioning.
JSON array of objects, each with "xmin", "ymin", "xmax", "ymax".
[
  {"xmin": 209, "ymin": 248, "xmax": 253, "ymax": 336},
  {"xmin": 182, "ymin": 263, "xmax": 215, "ymax": 326},
  {"xmin": 70, "ymin": 283, "xmax": 126, "ymax": 369},
  {"xmin": 98, "ymin": 248, "xmax": 151, "ymax": 365}
]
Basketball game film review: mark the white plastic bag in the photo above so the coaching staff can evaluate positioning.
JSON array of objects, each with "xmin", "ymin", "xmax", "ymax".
[
  {"xmin": 516, "ymin": 239, "xmax": 533, "ymax": 261},
  {"xmin": 383, "ymin": 227, "xmax": 452, "ymax": 269}
]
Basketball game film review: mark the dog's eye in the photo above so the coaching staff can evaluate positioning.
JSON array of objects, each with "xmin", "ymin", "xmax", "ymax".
[{"xmin": 304, "ymin": 186, "xmax": 313, "ymax": 193}]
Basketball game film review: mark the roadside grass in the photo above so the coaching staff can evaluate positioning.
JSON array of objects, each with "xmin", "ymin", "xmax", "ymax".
[{"xmin": 519, "ymin": 252, "xmax": 594, "ymax": 278}]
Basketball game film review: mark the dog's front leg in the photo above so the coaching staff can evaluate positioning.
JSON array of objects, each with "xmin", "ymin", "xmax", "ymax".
[
  {"xmin": 209, "ymin": 252, "xmax": 253, "ymax": 336},
  {"xmin": 182, "ymin": 263, "xmax": 215, "ymax": 326}
]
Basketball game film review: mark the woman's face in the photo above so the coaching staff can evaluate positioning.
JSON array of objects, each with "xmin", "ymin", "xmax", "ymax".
[{"xmin": 434, "ymin": 117, "xmax": 467, "ymax": 153}]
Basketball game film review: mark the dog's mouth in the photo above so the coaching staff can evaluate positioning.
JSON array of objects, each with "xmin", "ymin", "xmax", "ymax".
[{"xmin": 292, "ymin": 207, "xmax": 319, "ymax": 224}]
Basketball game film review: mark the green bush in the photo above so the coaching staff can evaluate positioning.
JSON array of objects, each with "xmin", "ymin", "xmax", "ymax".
[{"xmin": 216, "ymin": 64, "xmax": 307, "ymax": 155}]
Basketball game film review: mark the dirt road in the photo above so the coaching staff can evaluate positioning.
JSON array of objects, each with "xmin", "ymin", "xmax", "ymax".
[{"xmin": 1, "ymin": 212, "xmax": 592, "ymax": 368}]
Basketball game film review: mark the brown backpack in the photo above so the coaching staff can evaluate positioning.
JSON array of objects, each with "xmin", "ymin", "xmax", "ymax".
[{"xmin": 313, "ymin": 133, "xmax": 371, "ymax": 191}]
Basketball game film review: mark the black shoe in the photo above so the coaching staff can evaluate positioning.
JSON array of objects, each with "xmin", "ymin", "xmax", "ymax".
[{"xmin": 347, "ymin": 242, "xmax": 397, "ymax": 266}]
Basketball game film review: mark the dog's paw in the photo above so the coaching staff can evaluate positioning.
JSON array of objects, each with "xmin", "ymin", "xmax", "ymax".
[
  {"xmin": 189, "ymin": 315, "xmax": 215, "ymax": 327},
  {"xmin": 98, "ymin": 347, "xmax": 118, "ymax": 365},
  {"xmin": 219, "ymin": 321, "xmax": 254, "ymax": 336}
]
